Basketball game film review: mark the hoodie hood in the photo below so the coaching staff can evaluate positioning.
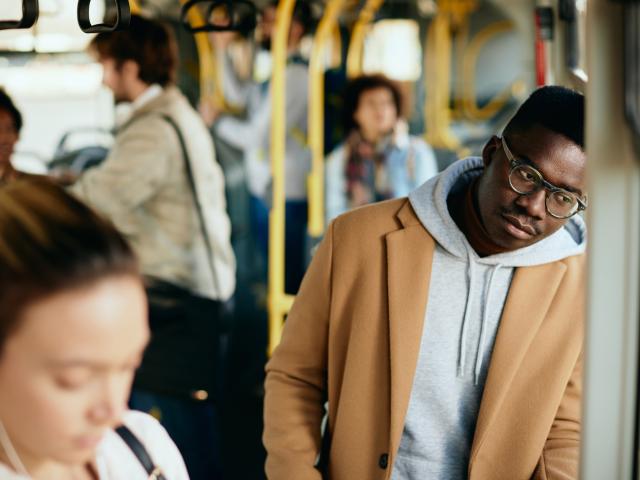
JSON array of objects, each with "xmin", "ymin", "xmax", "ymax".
[
  {"xmin": 409, "ymin": 156, "xmax": 587, "ymax": 267},
  {"xmin": 393, "ymin": 158, "xmax": 587, "ymax": 480}
]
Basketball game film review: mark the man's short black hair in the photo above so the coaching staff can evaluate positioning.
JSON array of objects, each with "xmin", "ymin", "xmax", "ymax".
[
  {"xmin": 0, "ymin": 88, "xmax": 22, "ymax": 133},
  {"xmin": 504, "ymin": 85, "xmax": 584, "ymax": 149}
]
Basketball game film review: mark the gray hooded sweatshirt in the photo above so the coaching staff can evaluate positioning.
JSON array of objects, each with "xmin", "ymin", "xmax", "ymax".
[{"xmin": 390, "ymin": 157, "xmax": 586, "ymax": 480}]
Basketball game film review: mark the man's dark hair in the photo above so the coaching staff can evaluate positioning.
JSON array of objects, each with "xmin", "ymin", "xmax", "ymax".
[
  {"xmin": 89, "ymin": 15, "xmax": 177, "ymax": 87},
  {"xmin": 0, "ymin": 88, "xmax": 22, "ymax": 134},
  {"xmin": 504, "ymin": 85, "xmax": 584, "ymax": 149},
  {"xmin": 343, "ymin": 74, "xmax": 403, "ymax": 134}
]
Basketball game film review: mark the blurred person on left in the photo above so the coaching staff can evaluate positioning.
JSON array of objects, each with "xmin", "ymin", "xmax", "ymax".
[
  {"xmin": 0, "ymin": 88, "xmax": 24, "ymax": 185},
  {"xmin": 0, "ymin": 179, "xmax": 189, "ymax": 479}
]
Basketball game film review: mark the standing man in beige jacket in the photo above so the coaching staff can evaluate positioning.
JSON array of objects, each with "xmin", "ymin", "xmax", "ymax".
[
  {"xmin": 69, "ymin": 15, "xmax": 235, "ymax": 478},
  {"xmin": 264, "ymin": 86, "xmax": 587, "ymax": 480}
]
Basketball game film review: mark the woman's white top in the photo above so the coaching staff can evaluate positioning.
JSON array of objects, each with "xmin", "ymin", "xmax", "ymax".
[{"xmin": 0, "ymin": 411, "xmax": 189, "ymax": 479}]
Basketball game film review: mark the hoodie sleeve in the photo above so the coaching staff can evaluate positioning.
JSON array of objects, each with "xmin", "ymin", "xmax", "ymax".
[
  {"xmin": 70, "ymin": 117, "xmax": 172, "ymax": 218},
  {"xmin": 531, "ymin": 351, "xmax": 582, "ymax": 480}
]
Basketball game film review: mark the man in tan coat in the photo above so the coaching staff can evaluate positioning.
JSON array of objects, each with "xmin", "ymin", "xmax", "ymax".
[{"xmin": 264, "ymin": 86, "xmax": 587, "ymax": 480}]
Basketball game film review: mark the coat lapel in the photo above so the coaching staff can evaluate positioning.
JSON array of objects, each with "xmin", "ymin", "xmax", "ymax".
[
  {"xmin": 386, "ymin": 202, "xmax": 435, "ymax": 456},
  {"xmin": 469, "ymin": 262, "xmax": 568, "ymax": 464}
]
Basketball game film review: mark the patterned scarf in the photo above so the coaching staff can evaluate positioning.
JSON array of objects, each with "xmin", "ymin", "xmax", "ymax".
[{"xmin": 344, "ymin": 131, "xmax": 393, "ymax": 209}]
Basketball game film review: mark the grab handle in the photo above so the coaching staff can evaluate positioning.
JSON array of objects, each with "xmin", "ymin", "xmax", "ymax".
[
  {"xmin": 0, "ymin": 0, "xmax": 39, "ymax": 31},
  {"xmin": 77, "ymin": 0, "xmax": 131, "ymax": 33}
]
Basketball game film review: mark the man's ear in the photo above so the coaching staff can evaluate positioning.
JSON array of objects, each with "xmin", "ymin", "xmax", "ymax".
[
  {"xmin": 121, "ymin": 59, "xmax": 140, "ymax": 82},
  {"xmin": 482, "ymin": 135, "xmax": 501, "ymax": 168}
]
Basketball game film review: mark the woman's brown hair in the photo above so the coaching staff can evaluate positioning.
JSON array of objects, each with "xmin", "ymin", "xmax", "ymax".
[
  {"xmin": 343, "ymin": 74, "xmax": 404, "ymax": 134},
  {"xmin": 0, "ymin": 179, "xmax": 138, "ymax": 352}
]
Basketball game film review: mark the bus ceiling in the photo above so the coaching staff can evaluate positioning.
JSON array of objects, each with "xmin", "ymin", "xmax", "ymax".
[{"xmin": 0, "ymin": 0, "xmax": 132, "ymax": 33}]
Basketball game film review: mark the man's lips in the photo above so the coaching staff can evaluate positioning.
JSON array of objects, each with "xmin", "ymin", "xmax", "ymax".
[{"xmin": 502, "ymin": 214, "xmax": 537, "ymax": 239}]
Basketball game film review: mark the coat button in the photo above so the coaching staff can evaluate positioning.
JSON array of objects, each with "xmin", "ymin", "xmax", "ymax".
[{"xmin": 379, "ymin": 453, "xmax": 389, "ymax": 469}]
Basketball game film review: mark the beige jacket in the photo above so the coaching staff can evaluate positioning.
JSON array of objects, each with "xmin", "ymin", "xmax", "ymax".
[
  {"xmin": 264, "ymin": 199, "xmax": 584, "ymax": 480},
  {"xmin": 72, "ymin": 87, "xmax": 235, "ymax": 300}
]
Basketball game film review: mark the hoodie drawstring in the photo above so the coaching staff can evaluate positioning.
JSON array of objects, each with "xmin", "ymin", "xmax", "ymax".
[
  {"xmin": 458, "ymin": 256, "xmax": 503, "ymax": 384},
  {"xmin": 473, "ymin": 264, "xmax": 502, "ymax": 385},
  {"xmin": 457, "ymin": 250, "xmax": 476, "ymax": 377}
]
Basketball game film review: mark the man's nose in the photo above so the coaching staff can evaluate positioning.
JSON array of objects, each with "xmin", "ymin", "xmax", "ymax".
[{"xmin": 514, "ymin": 188, "xmax": 546, "ymax": 220}]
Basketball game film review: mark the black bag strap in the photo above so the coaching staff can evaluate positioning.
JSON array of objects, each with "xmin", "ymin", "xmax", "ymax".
[
  {"xmin": 115, "ymin": 425, "xmax": 167, "ymax": 480},
  {"xmin": 160, "ymin": 114, "xmax": 222, "ymax": 295}
]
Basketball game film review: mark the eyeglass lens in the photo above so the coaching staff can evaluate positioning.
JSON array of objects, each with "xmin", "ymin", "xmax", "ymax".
[{"xmin": 509, "ymin": 165, "xmax": 579, "ymax": 218}]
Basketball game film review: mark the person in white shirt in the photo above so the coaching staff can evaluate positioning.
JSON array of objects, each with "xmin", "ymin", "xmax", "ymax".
[
  {"xmin": 0, "ymin": 179, "xmax": 189, "ymax": 480},
  {"xmin": 202, "ymin": 1, "xmax": 313, "ymax": 293},
  {"xmin": 0, "ymin": 88, "xmax": 24, "ymax": 185},
  {"xmin": 68, "ymin": 16, "xmax": 234, "ymax": 478}
]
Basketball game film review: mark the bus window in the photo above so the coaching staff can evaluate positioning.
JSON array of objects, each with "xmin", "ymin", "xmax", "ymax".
[
  {"xmin": 1, "ymin": 63, "xmax": 113, "ymax": 171},
  {"xmin": 362, "ymin": 19, "xmax": 422, "ymax": 82}
]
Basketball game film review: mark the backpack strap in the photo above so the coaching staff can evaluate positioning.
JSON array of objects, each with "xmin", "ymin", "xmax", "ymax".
[
  {"xmin": 160, "ymin": 114, "xmax": 222, "ymax": 296},
  {"xmin": 115, "ymin": 425, "xmax": 167, "ymax": 480}
]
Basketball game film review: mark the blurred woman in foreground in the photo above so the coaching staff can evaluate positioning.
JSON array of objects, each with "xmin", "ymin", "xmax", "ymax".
[{"xmin": 0, "ymin": 179, "xmax": 189, "ymax": 479}]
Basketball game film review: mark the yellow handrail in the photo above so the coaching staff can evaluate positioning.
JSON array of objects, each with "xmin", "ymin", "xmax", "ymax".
[
  {"xmin": 179, "ymin": 0, "xmax": 226, "ymax": 109},
  {"xmin": 307, "ymin": 0, "xmax": 346, "ymax": 238},
  {"xmin": 268, "ymin": 0, "xmax": 297, "ymax": 356},
  {"xmin": 461, "ymin": 20, "xmax": 514, "ymax": 120},
  {"xmin": 423, "ymin": 0, "xmax": 479, "ymax": 149},
  {"xmin": 129, "ymin": 0, "xmax": 141, "ymax": 15},
  {"xmin": 330, "ymin": 22, "xmax": 343, "ymax": 68},
  {"xmin": 345, "ymin": 0, "xmax": 384, "ymax": 78}
]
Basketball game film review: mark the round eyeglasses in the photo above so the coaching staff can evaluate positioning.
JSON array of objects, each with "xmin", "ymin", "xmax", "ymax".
[{"xmin": 502, "ymin": 137, "xmax": 588, "ymax": 219}]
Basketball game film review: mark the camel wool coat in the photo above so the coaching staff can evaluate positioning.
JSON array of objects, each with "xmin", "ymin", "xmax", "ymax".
[{"xmin": 264, "ymin": 198, "xmax": 584, "ymax": 480}]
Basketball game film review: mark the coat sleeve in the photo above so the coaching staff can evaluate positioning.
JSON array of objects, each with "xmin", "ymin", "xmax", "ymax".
[
  {"xmin": 263, "ymin": 221, "xmax": 334, "ymax": 480},
  {"xmin": 531, "ymin": 351, "xmax": 583, "ymax": 480},
  {"xmin": 70, "ymin": 117, "xmax": 172, "ymax": 220}
]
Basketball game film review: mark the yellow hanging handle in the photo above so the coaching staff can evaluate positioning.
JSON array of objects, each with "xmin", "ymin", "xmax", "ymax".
[
  {"xmin": 423, "ymin": 0, "xmax": 478, "ymax": 150},
  {"xmin": 307, "ymin": 0, "xmax": 347, "ymax": 238},
  {"xmin": 268, "ymin": 0, "xmax": 297, "ymax": 356},
  {"xmin": 345, "ymin": 0, "xmax": 384, "ymax": 79}
]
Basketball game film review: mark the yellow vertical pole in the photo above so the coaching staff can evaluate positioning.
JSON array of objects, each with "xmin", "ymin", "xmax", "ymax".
[
  {"xmin": 345, "ymin": 0, "xmax": 384, "ymax": 79},
  {"xmin": 268, "ymin": 0, "xmax": 297, "ymax": 356},
  {"xmin": 307, "ymin": 0, "xmax": 346, "ymax": 238},
  {"xmin": 423, "ymin": 5, "xmax": 457, "ymax": 149}
]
